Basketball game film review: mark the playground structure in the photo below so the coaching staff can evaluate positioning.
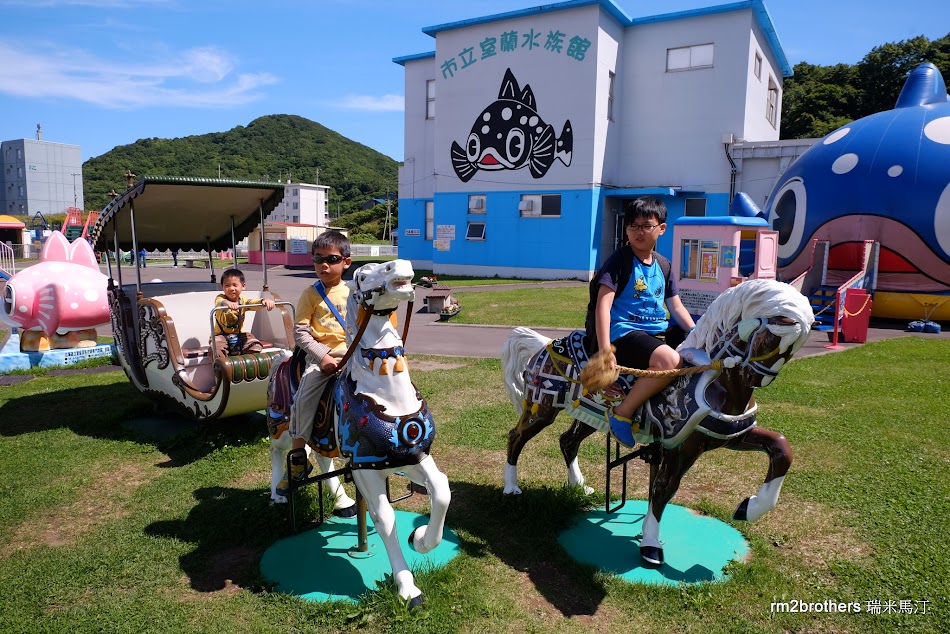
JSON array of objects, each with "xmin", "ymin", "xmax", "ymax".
[
  {"xmin": 501, "ymin": 279, "xmax": 814, "ymax": 568},
  {"xmin": 62, "ymin": 207, "xmax": 101, "ymax": 243},
  {"xmin": 86, "ymin": 174, "xmax": 294, "ymax": 420},
  {"xmin": 762, "ymin": 62, "xmax": 950, "ymax": 323}
]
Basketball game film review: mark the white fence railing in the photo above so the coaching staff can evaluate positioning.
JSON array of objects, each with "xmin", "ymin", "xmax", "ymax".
[
  {"xmin": 0, "ymin": 242, "xmax": 15, "ymax": 278},
  {"xmin": 351, "ymin": 244, "xmax": 398, "ymax": 257}
]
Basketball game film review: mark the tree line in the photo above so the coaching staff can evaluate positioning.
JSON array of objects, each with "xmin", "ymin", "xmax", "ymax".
[{"xmin": 781, "ymin": 33, "xmax": 950, "ymax": 139}]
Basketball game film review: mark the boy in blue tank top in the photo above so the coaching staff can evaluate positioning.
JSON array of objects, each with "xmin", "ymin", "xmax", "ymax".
[{"xmin": 593, "ymin": 197, "xmax": 696, "ymax": 447}]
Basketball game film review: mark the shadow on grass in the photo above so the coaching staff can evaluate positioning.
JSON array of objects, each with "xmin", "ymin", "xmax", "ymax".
[
  {"xmin": 0, "ymin": 380, "xmax": 271, "ymax": 468},
  {"xmin": 443, "ymin": 480, "xmax": 610, "ymax": 618},
  {"xmin": 145, "ymin": 485, "xmax": 284, "ymax": 593}
]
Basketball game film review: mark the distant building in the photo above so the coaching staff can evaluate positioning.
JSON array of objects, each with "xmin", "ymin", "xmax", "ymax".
[
  {"xmin": 268, "ymin": 180, "xmax": 330, "ymax": 226},
  {"xmin": 393, "ymin": 0, "xmax": 803, "ymax": 279},
  {"xmin": 2, "ymin": 126, "xmax": 83, "ymax": 218}
]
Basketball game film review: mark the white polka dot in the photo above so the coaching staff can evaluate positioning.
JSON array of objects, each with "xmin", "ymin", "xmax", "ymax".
[
  {"xmin": 823, "ymin": 128, "xmax": 851, "ymax": 145},
  {"xmin": 520, "ymin": 116, "xmax": 528, "ymax": 125},
  {"xmin": 496, "ymin": 133, "xmax": 502, "ymax": 139},
  {"xmin": 482, "ymin": 112, "xmax": 491, "ymax": 121},
  {"xmin": 887, "ymin": 165, "xmax": 903, "ymax": 177},
  {"xmin": 18, "ymin": 305, "xmax": 27, "ymax": 313},
  {"xmin": 70, "ymin": 302, "xmax": 79, "ymax": 309},
  {"xmin": 924, "ymin": 116, "xmax": 950, "ymax": 144},
  {"xmin": 528, "ymin": 116, "xmax": 539, "ymax": 127},
  {"xmin": 536, "ymin": 127, "xmax": 543, "ymax": 134},
  {"xmin": 832, "ymin": 153, "xmax": 859, "ymax": 174},
  {"xmin": 83, "ymin": 289, "xmax": 99, "ymax": 302},
  {"xmin": 481, "ymin": 125, "xmax": 490, "ymax": 134},
  {"xmin": 501, "ymin": 107, "xmax": 512, "ymax": 121}
]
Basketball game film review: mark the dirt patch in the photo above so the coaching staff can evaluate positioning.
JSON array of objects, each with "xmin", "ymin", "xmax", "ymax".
[
  {"xmin": 5, "ymin": 460, "xmax": 164, "ymax": 551},
  {"xmin": 184, "ymin": 545, "xmax": 259, "ymax": 595}
]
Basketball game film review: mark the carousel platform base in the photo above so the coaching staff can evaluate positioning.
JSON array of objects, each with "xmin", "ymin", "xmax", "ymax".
[
  {"xmin": 260, "ymin": 510, "xmax": 461, "ymax": 603},
  {"xmin": 0, "ymin": 334, "xmax": 114, "ymax": 373},
  {"xmin": 558, "ymin": 500, "xmax": 749, "ymax": 586}
]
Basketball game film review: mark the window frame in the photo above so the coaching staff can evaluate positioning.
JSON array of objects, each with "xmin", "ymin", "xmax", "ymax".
[
  {"xmin": 607, "ymin": 70, "xmax": 615, "ymax": 121},
  {"xmin": 520, "ymin": 193, "xmax": 561, "ymax": 218},
  {"xmin": 424, "ymin": 200, "xmax": 434, "ymax": 240},
  {"xmin": 684, "ymin": 198, "xmax": 707, "ymax": 217},
  {"xmin": 468, "ymin": 194, "xmax": 486, "ymax": 214},
  {"xmin": 426, "ymin": 79, "xmax": 436, "ymax": 120},
  {"xmin": 466, "ymin": 221, "xmax": 486, "ymax": 241},
  {"xmin": 766, "ymin": 77, "xmax": 778, "ymax": 128},
  {"xmin": 666, "ymin": 43, "xmax": 714, "ymax": 72},
  {"xmin": 753, "ymin": 52, "xmax": 762, "ymax": 81}
]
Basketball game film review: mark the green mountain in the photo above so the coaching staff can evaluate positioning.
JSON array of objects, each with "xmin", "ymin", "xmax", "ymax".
[{"xmin": 82, "ymin": 114, "xmax": 399, "ymax": 219}]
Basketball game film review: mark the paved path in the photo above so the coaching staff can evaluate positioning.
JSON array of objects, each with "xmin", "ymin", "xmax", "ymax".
[{"xmin": 3, "ymin": 260, "xmax": 946, "ymax": 362}]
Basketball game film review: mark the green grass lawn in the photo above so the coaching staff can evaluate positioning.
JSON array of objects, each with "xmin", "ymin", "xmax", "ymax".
[
  {"xmin": 0, "ymin": 338, "xmax": 946, "ymax": 633},
  {"xmin": 450, "ymin": 286, "xmax": 587, "ymax": 327}
]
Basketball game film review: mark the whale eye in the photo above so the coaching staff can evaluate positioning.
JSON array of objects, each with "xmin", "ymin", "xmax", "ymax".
[
  {"xmin": 466, "ymin": 132, "xmax": 481, "ymax": 162},
  {"xmin": 767, "ymin": 177, "xmax": 808, "ymax": 262},
  {"xmin": 2, "ymin": 284, "xmax": 13, "ymax": 316},
  {"xmin": 506, "ymin": 128, "xmax": 526, "ymax": 163}
]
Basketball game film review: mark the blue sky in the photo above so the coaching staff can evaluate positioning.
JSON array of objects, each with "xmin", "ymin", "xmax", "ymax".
[{"xmin": 1, "ymin": 0, "xmax": 948, "ymax": 165}]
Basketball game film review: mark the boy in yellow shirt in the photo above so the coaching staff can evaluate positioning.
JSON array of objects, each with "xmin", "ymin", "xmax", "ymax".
[
  {"xmin": 277, "ymin": 231, "xmax": 352, "ymax": 495},
  {"xmin": 213, "ymin": 268, "xmax": 275, "ymax": 358}
]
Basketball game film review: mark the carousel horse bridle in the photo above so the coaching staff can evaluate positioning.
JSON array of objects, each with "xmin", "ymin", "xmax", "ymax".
[
  {"xmin": 334, "ymin": 283, "xmax": 415, "ymax": 375},
  {"xmin": 714, "ymin": 316, "xmax": 796, "ymax": 378}
]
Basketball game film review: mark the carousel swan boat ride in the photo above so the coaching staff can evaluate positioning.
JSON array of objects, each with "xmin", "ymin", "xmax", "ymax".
[{"xmin": 88, "ymin": 174, "xmax": 295, "ymax": 420}]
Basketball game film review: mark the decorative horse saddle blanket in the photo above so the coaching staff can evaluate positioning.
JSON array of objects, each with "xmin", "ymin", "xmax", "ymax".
[
  {"xmin": 266, "ymin": 349, "xmax": 340, "ymax": 458},
  {"xmin": 529, "ymin": 331, "xmax": 757, "ymax": 447}
]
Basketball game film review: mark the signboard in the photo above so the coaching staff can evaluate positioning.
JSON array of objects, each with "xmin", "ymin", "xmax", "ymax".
[
  {"xmin": 721, "ymin": 246, "xmax": 736, "ymax": 268},
  {"xmin": 434, "ymin": 239, "xmax": 451, "ymax": 251},
  {"xmin": 700, "ymin": 249, "xmax": 718, "ymax": 281},
  {"xmin": 290, "ymin": 237, "xmax": 309, "ymax": 254},
  {"xmin": 403, "ymin": 228, "xmax": 420, "ymax": 237},
  {"xmin": 679, "ymin": 289, "xmax": 719, "ymax": 316},
  {"xmin": 436, "ymin": 225, "xmax": 456, "ymax": 240}
]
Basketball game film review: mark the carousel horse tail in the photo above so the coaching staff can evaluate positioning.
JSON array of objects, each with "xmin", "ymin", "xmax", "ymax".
[{"xmin": 501, "ymin": 327, "xmax": 551, "ymax": 414}]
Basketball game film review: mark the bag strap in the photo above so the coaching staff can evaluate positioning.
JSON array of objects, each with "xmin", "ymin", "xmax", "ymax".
[{"xmin": 313, "ymin": 281, "xmax": 345, "ymax": 329}]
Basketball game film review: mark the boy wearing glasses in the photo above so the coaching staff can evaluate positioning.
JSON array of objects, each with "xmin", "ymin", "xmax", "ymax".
[
  {"xmin": 277, "ymin": 230, "xmax": 352, "ymax": 495},
  {"xmin": 593, "ymin": 197, "xmax": 695, "ymax": 447}
]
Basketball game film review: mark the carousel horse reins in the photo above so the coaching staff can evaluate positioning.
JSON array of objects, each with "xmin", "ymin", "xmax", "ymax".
[{"xmin": 333, "ymin": 284, "xmax": 415, "ymax": 375}]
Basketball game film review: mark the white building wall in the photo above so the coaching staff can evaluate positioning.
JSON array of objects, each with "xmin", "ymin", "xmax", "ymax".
[
  {"xmin": 621, "ymin": 9, "xmax": 759, "ymax": 193},
  {"xmin": 742, "ymin": 22, "xmax": 784, "ymax": 141},
  {"xmin": 431, "ymin": 4, "xmax": 602, "ymax": 192},
  {"xmin": 593, "ymin": 19, "xmax": 623, "ymax": 186},
  {"xmin": 268, "ymin": 181, "xmax": 328, "ymax": 226},
  {"xmin": 400, "ymin": 57, "xmax": 438, "ymax": 202},
  {"xmin": 2, "ymin": 139, "xmax": 83, "ymax": 216}
]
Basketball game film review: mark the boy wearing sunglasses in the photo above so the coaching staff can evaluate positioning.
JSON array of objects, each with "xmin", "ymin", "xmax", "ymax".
[
  {"xmin": 277, "ymin": 230, "xmax": 352, "ymax": 495},
  {"xmin": 593, "ymin": 197, "xmax": 695, "ymax": 447}
]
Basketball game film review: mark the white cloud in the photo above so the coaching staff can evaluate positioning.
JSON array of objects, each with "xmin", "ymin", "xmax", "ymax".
[
  {"xmin": 0, "ymin": 40, "xmax": 278, "ymax": 108},
  {"xmin": 338, "ymin": 94, "xmax": 405, "ymax": 112}
]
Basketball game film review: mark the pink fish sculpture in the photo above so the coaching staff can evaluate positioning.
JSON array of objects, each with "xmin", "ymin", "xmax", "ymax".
[{"xmin": 1, "ymin": 231, "xmax": 109, "ymax": 337}]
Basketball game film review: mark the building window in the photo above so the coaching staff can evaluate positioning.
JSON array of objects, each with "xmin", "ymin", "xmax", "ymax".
[
  {"xmin": 685, "ymin": 198, "xmax": 707, "ymax": 217},
  {"xmin": 607, "ymin": 71, "xmax": 615, "ymax": 121},
  {"xmin": 520, "ymin": 194, "xmax": 561, "ymax": 218},
  {"xmin": 766, "ymin": 78, "xmax": 778, "ymax": 127},
  {"xmin": 426, "ymin": 79, "xmax": 435, "ymax": 119},
  {"xmin": 680, "ymin": 238, "xmax": 720, "ymax": 282},
  {"xmin": 18, "ymin": 185, "xmax": 24, "ymax": 196},
  {"xmin": 667, "ymin": 43, "xmax": 714, "ymax": 71},
  {"xmin": 466, "ymin": 222, "xmax": 486, "ymax": 240},
  {"xmin": 468, "ymin": 194, "xmax": 485, "ymax": 214},
  {"xmin": 753, "ymin": 52, "xmax": 762, "ymax": 80},
  {"xmin": 425, "ymin": 200, "xmax": 434, "ymax": 240}
]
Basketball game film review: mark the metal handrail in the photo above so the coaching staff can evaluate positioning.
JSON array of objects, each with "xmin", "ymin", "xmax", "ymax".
[{"xmin": 0, "ymin": 241, "xmax": 15, "ymax": 278}]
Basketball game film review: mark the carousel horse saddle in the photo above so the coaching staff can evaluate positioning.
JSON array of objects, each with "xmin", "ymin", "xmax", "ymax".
[{"xmin": 266, "ymin": 347, "xmax": 340, "ymax": 457}]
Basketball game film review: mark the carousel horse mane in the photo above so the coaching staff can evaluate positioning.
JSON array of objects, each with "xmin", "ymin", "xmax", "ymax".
[{"xmin": 679, "ymin": 279, "xmax": 815, "ymax": 357}]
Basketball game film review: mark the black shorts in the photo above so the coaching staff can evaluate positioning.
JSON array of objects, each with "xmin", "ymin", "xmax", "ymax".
[{"xmin": 612, "ymin": 330, "xmax": 666, "ymax": 370}]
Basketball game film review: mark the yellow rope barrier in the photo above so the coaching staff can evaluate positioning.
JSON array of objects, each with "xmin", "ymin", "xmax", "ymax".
[{"xmin": 842, "ymin": 294, "xmax": 872, "ymax": 317}]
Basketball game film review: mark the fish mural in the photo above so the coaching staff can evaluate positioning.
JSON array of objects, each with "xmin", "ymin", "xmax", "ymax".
[
  {"xmin": 451, "ymin": 68, "xmax": 573, "ymax": 182},
  {"xmin": 1, "ymin": 231, "xmax": 110, "ymax": 348},
  {"xmin": 761, "ymin": 62, "xmax": 950, "ymax": 320}
]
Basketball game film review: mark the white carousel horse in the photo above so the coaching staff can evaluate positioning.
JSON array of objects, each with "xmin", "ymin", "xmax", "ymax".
[
  {"xmin": 501, "ymin": 279, "xmax": 814, "ymax": 565},
  {"xmin": 267, "ymin": 259, "xmax": 450, "ymax": 606}
]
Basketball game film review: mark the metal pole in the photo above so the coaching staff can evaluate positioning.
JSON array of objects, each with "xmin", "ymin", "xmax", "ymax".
[
  {"xmin": 259, "ymin": 199, "xmax": 268, "ymax": 291},
  {"xmin": 230, "ymin": 215, "xmax": 238, "ymax": 270},
  {"xmin": 129, "ymin": 201, "xmax": 142, "ymax": 294},
  {"xmin": 206, "ymin": 237, "xmax": 216, "ymax": 285},
  {"xmin": 113, "ymin": 219, "xmax": 123, "ymax": 289}
]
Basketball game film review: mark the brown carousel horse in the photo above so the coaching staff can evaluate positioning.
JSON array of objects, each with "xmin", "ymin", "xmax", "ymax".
[{"xmin": 501, "ymin": 279, "xmax": 814, "ymax": 565}]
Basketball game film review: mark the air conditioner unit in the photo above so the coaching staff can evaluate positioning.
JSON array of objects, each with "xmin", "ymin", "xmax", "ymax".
[
  {"xmin": 469, "ymin": 198, "xmax": 484, "ymax": 210},
  {"xmin": 518, "ymin": 200, "xmax": 534, "ymax": 211}
]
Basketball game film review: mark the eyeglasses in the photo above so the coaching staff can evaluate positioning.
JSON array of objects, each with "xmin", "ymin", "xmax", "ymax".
[
  {"xmin": 626, "ymin": 223, "xmax": 659, "ymax": 232},
  {"xmin": 312, "ymin": 254, "xmax": 346, "ymax": 265}
]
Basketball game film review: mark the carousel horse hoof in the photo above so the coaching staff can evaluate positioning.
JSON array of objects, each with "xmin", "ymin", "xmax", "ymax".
[
  {"xmin": 732, "ymin": 498, "xmax": 750, "ymax": 522},
  {"xmin": 606, "ymin": 408, "xmax": 639, "ymax": 448},
  {"xmin": 333, "ymin": 504, "xmax": 357, "ymax": 519},
  {"xmin": 640, "ymin": 545, "xmax": 664, "ymax": 566},
  {"xmin": 409, "ymin": 594, "xmax": 425, "ymax": 610}
]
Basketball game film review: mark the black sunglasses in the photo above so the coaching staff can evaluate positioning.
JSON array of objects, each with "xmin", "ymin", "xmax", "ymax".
[{"xmin": 312, "ymin": 254, "xmax": 346, "ymax": 265}]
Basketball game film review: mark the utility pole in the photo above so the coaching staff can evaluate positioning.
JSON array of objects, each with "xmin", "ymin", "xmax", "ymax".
[
  {"xmin": 315, "ymin": 167, "xmax": 320, "ymax": 186},
  {"xmin": 71, "ymin": 173, "xmax": 80, "ymax": 207}
]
